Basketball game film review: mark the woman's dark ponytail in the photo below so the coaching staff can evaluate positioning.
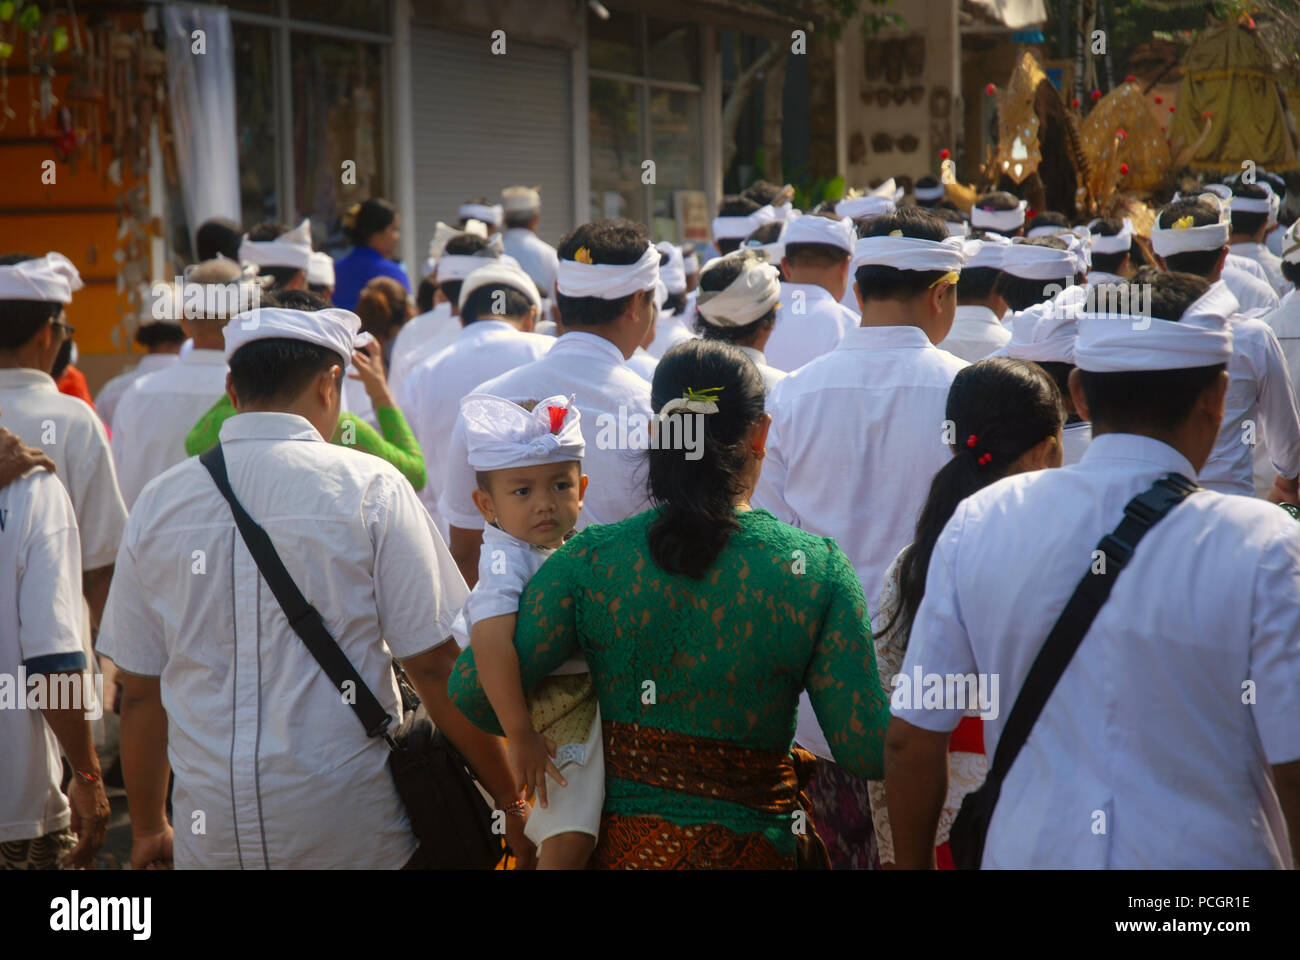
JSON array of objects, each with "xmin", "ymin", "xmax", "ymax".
[
  {"xmin": 879, "ymin": 357, "xmax": 1065, "ymax": 636},
  {"xmin": 646, "ymin": 339, "xmax": 766, "ymax": 578}
]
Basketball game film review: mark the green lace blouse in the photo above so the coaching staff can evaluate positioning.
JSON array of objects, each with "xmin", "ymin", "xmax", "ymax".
[
  {"xmin": 448, "ymin": 507, "xmax": 889, "ymax": 856},
  {"xmin": 184, "ymin": 394, "xmax": 426, "ymax": 490}
]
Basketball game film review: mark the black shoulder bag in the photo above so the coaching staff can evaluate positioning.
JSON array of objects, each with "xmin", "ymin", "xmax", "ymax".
[
  {"xmin": 947, "ymin": 472, "xmax": 1199, "ymax": 870},
  {"xmin": 201, "ymin": 444, "xmax": 504, "ymax": 870}
]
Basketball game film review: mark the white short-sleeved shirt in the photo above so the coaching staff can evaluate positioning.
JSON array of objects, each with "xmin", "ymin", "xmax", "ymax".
[
  {"xmin": 0, "ymin": 469, "xmax": 85, "ymax": 842},
  {"xmin": 94, "ymin": 353, "xmax": 177, "ymax": 430},
  {"xmin": 404, "ymin": 320, "xmax": 553, "ymax": 522},
  {"xmin": 439, "ymin": 331, "xmax": 653, "ymax": 532},
  {"xmin": 755, "ymin": 324, "xmax": 966, "ymax": 759},
  {"xmin": 0, "ymin": 368, "xmax": 127, "ymax": 571},
  {"xmin": 1223, "ymin": 262, "xmax": 1281, "ymax": 318},
  {"xmin": 110, "ymin": 348, "xmax": 229, "ymax": 509},
  {"xmin": 96, "ymin": 412, "xmax": 469, "ymax": 869},
  {"xmin": 502, "ymin": 228, "xmax": 558, "ymax": 299},
  {"xmin": 450, "ymin": 524, "xmax": 588, "ymax": 674},
  {"xmin": 937, "ymin": 305, "xmax": 1011, "ymax": 362},
  {"xmin": 390, "ymin": 301, "xmax": 458, "ymax": 398},
  {"xmin": 896, "ymin": 433, "xmax": 1300, "ymax": 868},
  {"xmin": 767, "ymin": 283, "xmax": 858, "ymax": 372},
  {"xmin": 1230, "ymin": 241, "xmax": 1288, "ymax": 298},
  {"xmin": 737, "ymin": 345, "xmax": 787, "ymax": 396}
]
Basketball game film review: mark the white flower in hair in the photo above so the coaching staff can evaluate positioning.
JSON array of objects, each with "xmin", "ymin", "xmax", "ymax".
[{"xmin": 660, "ymin": 386, "xmax": 723, "ymax": 416}]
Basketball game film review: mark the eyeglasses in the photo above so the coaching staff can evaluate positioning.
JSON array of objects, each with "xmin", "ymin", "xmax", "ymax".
[{"xmin": 52, "ymin": 320, "xmax": 75, "ymax": 337}]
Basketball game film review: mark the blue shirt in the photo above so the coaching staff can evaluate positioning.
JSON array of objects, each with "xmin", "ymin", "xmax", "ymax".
[{"xmin": 331, "ymin": 245, "xmax": 410, "ymax": 310}]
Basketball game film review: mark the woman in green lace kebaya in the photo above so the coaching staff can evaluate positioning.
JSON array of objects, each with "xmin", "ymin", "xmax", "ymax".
[{"xmin": 449, "ymin": 338, "xmax": 890, "ymax": 869}]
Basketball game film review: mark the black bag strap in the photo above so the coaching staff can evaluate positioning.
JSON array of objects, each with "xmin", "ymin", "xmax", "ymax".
[
  {"xmin": 200, "ymin": 444, "xmax": 395, "ymax": 746},
  {"xmin": 986, "ymin": 472, "xmax": 1199, "ymax": 784}
]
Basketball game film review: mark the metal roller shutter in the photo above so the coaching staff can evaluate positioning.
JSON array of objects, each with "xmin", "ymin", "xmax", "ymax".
[{"xmin": 410, "ymin": 27, "xmax": 574, "ymax": 256}]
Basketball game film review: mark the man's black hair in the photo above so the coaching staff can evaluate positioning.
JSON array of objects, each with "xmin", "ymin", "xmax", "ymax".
[
  {"xmin": 0, "ymin": 254, "xmax": 63, "ymax": 350},
  {"xmin": 1026, "ymin": 210, "xmax": 1069, "ymax": 234},
  {"xmin": 1088, "ymin": 218, "xmax": 1133, "ymax": 274},
  {"xmin": 555, "ymin": 219, "xmax": 652, "ymax": 327},
  {"xmin": 1155, "ymin": 198, "xmax": 1225, "ymax": 277},
  {"xmin": 1229, "ymin": 181, "xmax": 1270, "ymax": 237},
  {"xmin": 741, "ymin": 180, "xmax": 783, "ymax": 206},
  {"xmin": 853, "ymin": 206, "xmax": 950, "ymax": 301},
  {"xmin": 134, "ymin": 322, "xmax": 187, "ymax": 348},
  {"xmin": 416, "ymin": 277, "xmax": 437, "ymax": 314},
  {"xmin": 196, "ymin": 218, "xmax": 243, "ymax": 262},
  {"xmin": 229, "ymin": 339, "xmax": 345, "ymax": 406},
  {"xmin": 460, "ymin": 284, "xmax": 534, "ymax": 324},
  {"xmin": 715, "ymin": 195, "xmax": 761, "ymax": 255}
]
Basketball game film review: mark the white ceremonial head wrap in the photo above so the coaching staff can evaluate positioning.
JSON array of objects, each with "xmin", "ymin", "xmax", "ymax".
[
  {"xmin": 696, "ymin": 258, "xmax": 781, "ymax": 327},
  {"xmin": 784, "ymin": 214, "xmax": 856, "ymax": 253},
  {"xmin": 308, "ymin": 252, "xmax": 335, "ymax": 288},
  {"xmin": 914, "ymin": 182, "xmax": 945, "ymax": 204},
  {"xmin": 153, "ymin": 257, "xmax": 268, "ymax": 322},
  {"xmin": 239, "ymin": 219, "xmax": 314, "ymax": 271},
  {"xmin": 835, "ymin": 195, "xmax": 895, "ymax": 220},
  {"xmin": 458, "ymin": 261, "xmax": 542, "ymax": 313},
  {"xmin": 0, "ymin": 251, "xmax": 84, "ymax": 303},
  {"xmin": 655, "ymin": 241, "xmax": 687, "ymax": 294},
  {"xmin": 1088, "ymin": 218, "xmax": 1135, "ymax": 255},
  {"xmin": 743, "ymin": 219, "xmax": 787, "ymax": 266},
  {"xmin": 460, "ymin": 393, "xmax": 585, "ymax": 471},
  {"xmin": 1060, "ymin": 232, "xmax": 1091, "ymax": 274},
  {"xmin": 1151, "ymin": 203, "xmax": 1231, "ymax": 257},
  {"xmin": 1002, "ymin": 284, "xmax": 1086, "ymax": 363},
  {"xmin": 999, "ymin": 239, "xmax": 1076, "ymax": 280},
  {"xmin": 1229, "ymin": 193, "xmax": 1273, "ymax": 214},
  {"xmin": 1075, "ymin": 280, "xmax": 1235, "ymax": 372},
  {"xmin": 501, "ymin": 186, "xmax": 541, "ymax": 214},
  {"xmin": 224, "ymin": 306, "xmax": 367, "ymax": 365},
  {"xmin": 850, "ymin": 234, "xmax": 967, "ymax": 273},
  {"xmin": 711, "ymin": 204, "xmax": 778, "ymax": 241},
  {"xmin": 946, "ymin": 220, "xmax": 971, "ymax": 238},
  {"xmin": 654, "ymin": 278, "xmax": 669, "ymax": 311},
  {"xmin": 459, "ymin": 202, "xmax": 503, "ymax": 227},
  {"xmin": 1282, "ymin": 219, "xmax": 1300, "ymax": 265},
  {"xmin": 1027, "ymin": 224, "xmax": 1065, "ymax": 238},
  {"xmin": 970, "ymin": 199, "xmax": 1028, "ymax": 232},
  {"xmin": 556, "ymin": 242, "xmax": 660, "ymax": 300},
  {"xmin": 682, "ymin": 248, "xmax": 701, "ymax": 275},
  {"xmin": 962, "ymin": 236, "xmax": 1010, "ymax": 270}
]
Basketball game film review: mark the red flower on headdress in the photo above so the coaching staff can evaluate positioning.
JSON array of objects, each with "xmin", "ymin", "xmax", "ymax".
[
  {"xmin": 1026, "ymin": 208, "xmax": 1038, "ymax": 219},
  {"xmin": 1090, "ymin": 89, "xmax": 1102, "ymax": 100},
  {"xmin": 985, "ymin": 83, "xmax": 995, "ymax": 96},
  {"xmin": 547, "ymin": 405, "xmax": 568, "ymax": 434},
  {"xmin": 1119, "ymin": 163, "xmax": 1129, "ymax": 176},
  {"xmin": 939, "ymin": 148, "xmax": 950, "ymax": 160},
  {"xmin": 1154, "ymin": 95, "xmax": 1163, "ymax": 104}
]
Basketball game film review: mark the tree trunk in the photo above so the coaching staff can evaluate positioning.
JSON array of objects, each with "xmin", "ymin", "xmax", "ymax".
[
  {"xmin": 721, "ymin": 41, "xmax": 789, "ymax": 176},
  {"xmin": 762, "ymin": 50, "xmax": 787, "ymax": 183}
]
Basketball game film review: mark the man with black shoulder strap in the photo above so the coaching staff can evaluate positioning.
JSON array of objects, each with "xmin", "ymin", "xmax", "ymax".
[
  {"xmin": 885, "ymin": 269, "xmax": 1300, "ymax": 868},
  {"xmin": 98, "ymin": 303, "xmax": 534, "ymax": 869}
]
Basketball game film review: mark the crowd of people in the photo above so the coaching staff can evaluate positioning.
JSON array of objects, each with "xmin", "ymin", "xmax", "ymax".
[{"xmin": 2, "ymin": 168, "xmax": 1299, "ymax": 871}]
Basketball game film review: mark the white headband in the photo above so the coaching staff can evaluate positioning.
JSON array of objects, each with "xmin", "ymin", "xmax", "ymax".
[
  {"xmin": 1004, "ymin": 286, "xmax": 1085, "ymax": 364},
  {"xmin": 914, "ymin": 183, "xmax": 945, "ymax": 203},
  {"xmin": 962, "ymin": 236, "xmax": 1009, "ymax": 270},
  {"xmin": 556, "ymin": 243, "xmax": 660, "ymax": 299},
  {"xmin": 946, "ymin": 220, "xmax": 971, "ymax": 238},
  {"xmin": 239, "ymin": 219, "xmax": 314, "ymax": 271},
  {"xmin": 1282, "ymin": 219, "xmax": 1300, "ymax": 265},
  {"xmin": 682, "ymin": 251, "xmax": 701, "ymax": 275},
  {"xmin": 459, "ymin": 203, "xmax": 503, "ymax": 226},
  {"xmin": 970, "ymin": 200, "xmax": 1028, "ymax": 232},
  {"xmin": 835, "ymin": 195, "xmax": 895, "ymax": 220},
  {"xmin": 1151, "ymin": 211, "xmax": 1230, "ymax": 257},
  {"xmin": 224, "ymin": 306, "xmax": 366, "ymax": 364},
  {"xmin": 0, "ymin": 252, "xmax": 83, "ymax": 303},
  {"xmin": 696, "ymin": 259, "xmax": 781, "ymax": 327},
  {"xmin": 460, "ymin": 392, "xmax": 584, "ymax": 471},
  {"xmin": 308, "ymin": 252, "xmax": 335, "ymax": 288},
  {"xmin": 850, "ymin": 235, "xmax": 967, "ymax": 273},
  {"xmin": 1075, "ymin": 282, "xmax": 1235, "ymax": 372},
  {"xmin": 458, "ymin": 261, "xmax": 542, "ymax": 313},
  {"xmin": 655, "ymin": 241, "xmax": 687, "ymax": 294},
  {"xmin": 437, "ymin": 251, "xmax": 503, "ymax": 283},
  {"xmin": 1001, "ymin": 240, "xmax": 1077, "ymax": 280},
  {"xmin": 784, "ymin": 214, "xmax": 855, "ymax": 253},
  {"xmin": 1230, "ymin": 194, "xmax": 1272, "ymax": 214},
  {"xmin": 712, "ymin": 205, "xmax": 777, "ymax": 241},
  {"xmin": 1089, "ymin": 219, "xmax": 1135, "ymax": 255},
  {"xmin": 1026, "ymin": 224, "xmax": 1066, "ymax": 238}
]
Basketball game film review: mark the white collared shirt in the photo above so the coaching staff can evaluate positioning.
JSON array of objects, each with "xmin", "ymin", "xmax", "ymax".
[
  {"xmin": 896, "ymin": 433, "xmax": 1300, "ymax": 868},
  {"xmin": 756, "ymin": 324, "xmax": 966, "ymax": 759},
  {"xmin": 94, "ymin": 353, "xmax": 177, "ymax": 430},
  {"xmin": 937, "ymin": 305, "xmax": 1011, "ymax": 362},
  {"xmin": 646, "ymin": 307, "xmax": 696, "ymax": 359},
  {"xmin": 1221, "ymin": 263, "xmax": 1280, "ymax": 318},
  {"xmin": 736, "ymin": 345, "xmax": 787, "ymax": 396},
  {"xmin": 110, "ymin": 348, "xmax": 229, "ymax": 509},
  {"xmin": 389, "ymin": 301, "xmax": 457, "ymax": 399},
  {"xmin": 0, "ymin": 469, "xmax": 84, "ymax": 842},
  {"xmin": 626, "ymin": 347, "xmax": 657, "ymax": 383},
  {"xmin": 97, "ymin": 412, "xmax": 468, "ymax": 869},
  {"xmin": 502, "ymin": 227, "xmax": 558, "ymax": 298},
  {"xmin": 404, "ymin": 319, "xmax": 553, "ymax": 524},
  {"xmin": 1266, "ymin": 222, "xmax": 1286, "ymax": 260},
  {"xmin": 767, "ymin": 282, "xmax": 858, "ymax": 372},
  {"xmin": 0, "ymin": 368, "xmax": 126, "ymax": 571},
  {"xmin": 1230, "ymin": 241, "xmax": 1288, "ymax": 298},
  {"xmin": 439, "ymin": 331, "xmax": 652, "ymax": 531}
]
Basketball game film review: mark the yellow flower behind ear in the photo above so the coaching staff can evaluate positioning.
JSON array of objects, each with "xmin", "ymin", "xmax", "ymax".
[
  {"xmin": 575, "ymin": 247, "xmax": 593, "ymax": 264},
  {"xmin": 889, "ymin": 229, "xmax": 904, "ymax": 237},
  {"xmin": 1172, "ymin": 215, "xmax": 1195, "ymax": 230}
]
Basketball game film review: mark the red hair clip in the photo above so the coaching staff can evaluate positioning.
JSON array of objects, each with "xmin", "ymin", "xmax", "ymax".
[
  {"xmin": 978, "ymin": 452, "xmax": 993, "ymax": 466},
  {"xmin": 966, "ymin": 434, "xmax": 978, "ymax": 448}
]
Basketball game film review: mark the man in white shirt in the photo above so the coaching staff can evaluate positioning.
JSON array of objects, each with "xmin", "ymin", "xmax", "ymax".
[
  {"xmin": 885, "ymin": 270, "xmax": 1300, "ymax": 868},
  {"xmin": 94, "ymin": 313, "xmax": 184, "ymax": 430},
  {"xmin": 98, "ymin": 305, "xmax": 531, "ymax": 869},
  {"xmin": 0, "ymin": 437, "xmax": 111, "ymax": 870},
  {"xmin": 439, "ymin": 219, "xmax": 656, "ymax": 587},
  {"xmin": 938, "ymin": 233, "xmax": 1011, "ymax": 361},
  {"xmin": 111, "ymin": 258, "xmax": 255, "ymax": 509},
  {"xmin": 405, "ymin": 262, "xmax": 553, "ymax": 528},
  {"xmin": 768, "ymin": 213, "xmax": 858, "ymax": 372},
  {"xmin": 1229, "ymin": 181, "xmax": 1289, "ymax": 297},
  {"xmin": 692, "ymin": 250, "xmax": 786, "ymax": 396},
  {"xmin": 1151, "ymin": 197, "xmax": 1300, "ymax": 501},
  {"xmin": 755, "ymin": 208, "xmax": 966, "ymax": 861},
  {"xmin": 500, "ymin": 186, "xmax": 558, "ymax": 301},
  {"xmin": 0, "ymin": 253, "xmax": 127, "ymax": 635}
]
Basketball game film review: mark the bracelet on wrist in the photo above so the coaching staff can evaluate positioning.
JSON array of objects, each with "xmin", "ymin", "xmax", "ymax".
[
  {"xmin": 501, "ymin": 799, "xmax": 528, "ymax": 817},
  {"xmin": 74, "ymin": 767, "xmax": 101, "ymax": 785}
]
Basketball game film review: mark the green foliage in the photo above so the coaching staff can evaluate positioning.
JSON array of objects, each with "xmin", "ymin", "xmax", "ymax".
[
  {"xmin": 745, "ymin": 0, "xmax": 904, "ymax": 43},
  {"xmin": 787, "ymin": 164, "xmax": 846, "ymax": 210}
]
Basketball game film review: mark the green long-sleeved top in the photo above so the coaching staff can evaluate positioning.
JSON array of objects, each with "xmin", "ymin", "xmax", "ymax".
[
  {"xmin": 448, "ymin": 507, "xmax": 889, "ymax": 856},
  {"xmin": 184, "ymin": 394, "xmax": 426, "ymax": 491}
]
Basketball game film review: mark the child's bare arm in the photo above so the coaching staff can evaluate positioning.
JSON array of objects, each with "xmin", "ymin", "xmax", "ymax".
[{"xmin": 470, "ymin": 613, "xmax": 531, "ymax": 739}]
